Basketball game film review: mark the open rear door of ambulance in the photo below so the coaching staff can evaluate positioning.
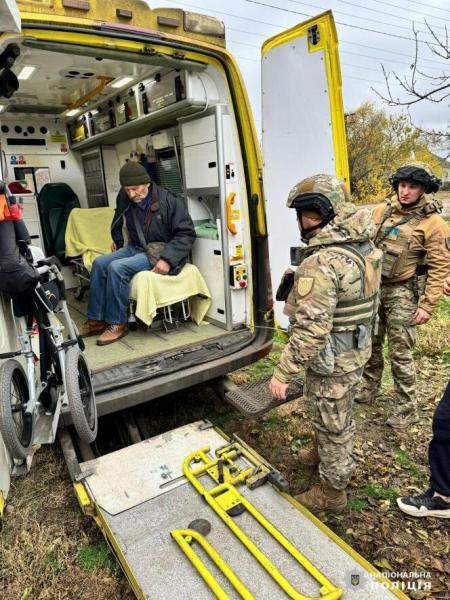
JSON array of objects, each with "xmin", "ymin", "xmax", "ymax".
[
  {"xmin": 262, "ymin": 11, "xmax": 349, "ymax": 329},
  {"xmin": 0, "ymin": 0, "xmax": 21, "ymax": 514}
]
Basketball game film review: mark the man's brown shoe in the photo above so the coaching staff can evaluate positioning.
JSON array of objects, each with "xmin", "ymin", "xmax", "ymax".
[
  {"xmin": 96, "ymin": 323, "xmax": 128, "ymax": 346},
  {"xmin": 79, "ymin": 320, "xmax": 106, "ymax": 338},
  {"xmin": 295, "ymin": 483, "xmax": 347, "ymax": 514}
]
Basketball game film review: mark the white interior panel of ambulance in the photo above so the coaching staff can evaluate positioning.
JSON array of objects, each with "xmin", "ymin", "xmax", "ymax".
[{"xmin": 0, "ymin": 37, "xmax": 253, "ymax": 388}]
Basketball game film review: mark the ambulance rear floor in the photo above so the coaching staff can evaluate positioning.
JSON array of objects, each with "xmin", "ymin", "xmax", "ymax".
[{"xmin": 67, "ymin": 291, "xmax": 228, "ymax": 373}]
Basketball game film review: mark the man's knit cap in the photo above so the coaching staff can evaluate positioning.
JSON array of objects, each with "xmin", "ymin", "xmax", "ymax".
[{"xmin": 119, "ymin": 161, "xmax": 150, "ymax": 187}]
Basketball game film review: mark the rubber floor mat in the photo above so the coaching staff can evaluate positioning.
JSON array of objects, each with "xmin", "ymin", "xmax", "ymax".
[{"xmin": 226, "ymin": 377, "xmax": 303, "ymax": 417}]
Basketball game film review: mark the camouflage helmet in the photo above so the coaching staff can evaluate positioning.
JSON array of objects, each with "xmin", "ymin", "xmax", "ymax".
[
  {"xmin": 390, "ymin": 161, "xmax": 441, "ymax": 194},
  {"xmin": 287, "ymin": 174, "xmax": 351, "ymax": 223}
]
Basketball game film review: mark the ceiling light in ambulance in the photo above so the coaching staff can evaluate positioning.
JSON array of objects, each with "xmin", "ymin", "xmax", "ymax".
[
  {"xmin": 65, "ymin": 109, "xmax": 80, "ymax": 117},
  {"xmin": 111, "ymin": 77, "xmax": 134, "ymax": 89},
  {"xmin": 0, "ymin": 105, "xmax": 6, "ymax": 113},
  {"xmin": 17, "ymin": 66, "xmax": 36, "ymax": 80}
]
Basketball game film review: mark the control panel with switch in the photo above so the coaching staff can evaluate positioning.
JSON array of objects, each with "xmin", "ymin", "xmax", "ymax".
[{"xmin": 229, "ymin": 264, "xmax": 248, "ymax": 289}]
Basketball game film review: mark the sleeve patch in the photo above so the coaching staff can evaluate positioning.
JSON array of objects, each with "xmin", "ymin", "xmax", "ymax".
[{"xmin": 297, "ymin": 276, "xmax": 314, "ymax": 297}]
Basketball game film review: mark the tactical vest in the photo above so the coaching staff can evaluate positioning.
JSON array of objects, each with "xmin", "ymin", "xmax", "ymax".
[
  {"xmin": 283, "ymin": 241, "xmax": 382, "ymax": 374},
  {"xmin": 374, "ymin": 198, "xmax": 442, "ymax": 280},
  {"xmin": 325, "ymin": 242, "xmax": 382, "ymax": 333}
]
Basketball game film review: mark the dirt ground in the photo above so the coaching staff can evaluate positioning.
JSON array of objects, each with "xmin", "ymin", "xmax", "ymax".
[{"xmin": 1, "ymin": 299, "xmax": 449, "ymax": 599}]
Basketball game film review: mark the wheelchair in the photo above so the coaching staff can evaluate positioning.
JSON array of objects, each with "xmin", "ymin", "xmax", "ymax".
[{"xmin": 0, "ymin": 245, "xmax": 98, "ymax": 461}]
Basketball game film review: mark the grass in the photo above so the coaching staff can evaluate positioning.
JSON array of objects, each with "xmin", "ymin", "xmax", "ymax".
[
  {"xmin": 42, "ymin": 553, "xmax": 65, "ymax": 576},
  {"xmin": 347, "ymin": 485, "xmax": 399, "ymax": 512},
  {"xmin": 262, "ymin": 414, "xmax": 285, "ymax": 429},
  {"xmin": 347, "ymin": 497, "xmax": 369, "ymax": 512},
  {"xmin": 296, "ymin": 432, "xmax": 313, "ymax": 445},
  {"xmin": 243, "ymin": 350, "xmax": 281, "ymax": 381},
  {"xmin": 0, "ymin": 446, "xmax": 133, "ymax": 600},
  {"xmin": 394, "ymin": 450, "xmax": 423, "ymax": 479},
  {"xmin": 415, "ymin": 297, "xmax": 450, "ymax": 361},
  {"xmin": 359, "ymin": 484, "xmax": 399, "ymax": 502},
  {"xmin": 77, "ymin": 542, "xmax": 119, "ymax": 574}
]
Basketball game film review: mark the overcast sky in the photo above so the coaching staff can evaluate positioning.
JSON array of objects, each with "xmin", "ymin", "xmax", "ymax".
[{"xmin": 160, "ymin": 0, "xmax": 450, "ymax": 141}]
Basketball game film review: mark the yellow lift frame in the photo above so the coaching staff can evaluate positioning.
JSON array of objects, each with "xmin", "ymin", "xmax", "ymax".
[{"xmin": 172, "ymin": 443, "xmax": 343, "ymax": 600}]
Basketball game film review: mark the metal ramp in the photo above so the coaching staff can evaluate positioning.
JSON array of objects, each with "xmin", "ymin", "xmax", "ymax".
[{"xmin": 68, "ymin": 421, "xmax": 408, "ymax": 600}]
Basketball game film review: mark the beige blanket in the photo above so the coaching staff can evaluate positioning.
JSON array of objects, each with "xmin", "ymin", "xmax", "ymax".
[{"xmin": 130, "ymin": 264, "xmax": 211, "ymax": 326}]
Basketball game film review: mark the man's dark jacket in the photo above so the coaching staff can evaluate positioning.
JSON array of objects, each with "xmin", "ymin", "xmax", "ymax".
[{"xmin": 111, "ymin": 183, "xmax": 196, "ymax": 274}]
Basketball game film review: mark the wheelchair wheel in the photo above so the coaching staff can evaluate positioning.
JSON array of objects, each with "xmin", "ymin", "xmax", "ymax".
[
  {"xmin": 0, "ymin": 359, "xmax": 33, "ymax": 460},
  {"xmin": 65, "ymin": 346, "xmax": 98, "ymax": 444}
]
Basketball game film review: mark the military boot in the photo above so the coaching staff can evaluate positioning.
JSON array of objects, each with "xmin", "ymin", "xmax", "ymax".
[
  {"xmin": 354, "ymin": 387, "xmax": 377, "ymax": 404},
  {"xmin": 295, "ymin": 483, "xmax": 347, "ymax": 514},
  {"xmin": 386, "ymin": 410, "xmax": 419, "ymax": 429}
]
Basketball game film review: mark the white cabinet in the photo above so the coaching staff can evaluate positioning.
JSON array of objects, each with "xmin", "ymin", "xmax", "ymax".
[
  {"xmin": 191, "ymin": 235, "xmax": 226, "ymax": 325},
  {"xmin": 183, "ymin": 141, "xmax": 218, "ymax": 190},
  {"xmin": 18, "ymin": 193, "xmax": 45, "ymax": 252}
]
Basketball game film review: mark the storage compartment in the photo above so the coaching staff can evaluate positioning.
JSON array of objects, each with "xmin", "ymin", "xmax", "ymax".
[{"xmin": 181, "ymin": 109, "xmax": 249, "ymax": 329}]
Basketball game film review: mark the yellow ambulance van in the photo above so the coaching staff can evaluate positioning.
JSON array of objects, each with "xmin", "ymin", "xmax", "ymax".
[{"xmin": 0, "ymin": 0, "xmax": 348, "ymax": 505}]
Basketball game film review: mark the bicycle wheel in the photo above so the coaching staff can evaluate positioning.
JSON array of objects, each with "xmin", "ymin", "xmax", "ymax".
[
  {"xmin": 65, "ymin": 346, "xmax": 98, "ymax": 444},
  {"xmin": 0, "ymin": 359, "xmax": 33, "ymax": 460}
]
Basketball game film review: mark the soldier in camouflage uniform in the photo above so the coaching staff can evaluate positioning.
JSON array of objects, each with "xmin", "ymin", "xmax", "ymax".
[
  {"xmin": 270, "ymin": 174, "xmax": 382, "ymax": 513},
  {"xmin": 356, "ymin": 162, "xmax": 450, "ymax": 428}
]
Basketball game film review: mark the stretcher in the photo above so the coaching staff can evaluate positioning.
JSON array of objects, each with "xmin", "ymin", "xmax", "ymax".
[{"xmin": 62, "ymin": 421, "xmax": 408, "ymax": 600}]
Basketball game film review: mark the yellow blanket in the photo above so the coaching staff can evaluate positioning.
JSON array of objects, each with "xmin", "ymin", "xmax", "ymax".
[
  {"xmin": 130, "ymin": 264, "xmax": 211, "ymax": 326},
  {"xmin": 65, "ymin": 207, "xmax": 114, "ymax": 270}
]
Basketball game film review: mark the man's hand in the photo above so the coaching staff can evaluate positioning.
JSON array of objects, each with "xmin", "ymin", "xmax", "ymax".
[
  {"xmin": 152, "ymin": 259, "xmax": 171, "ymax": 275},
  {"xmin": 110, "ymin": 242, "xmax": 117, "ymax": 252},
  {"xmin": 414, "ymin": 307, "xmax": 431, "ymax": 325},
  {"xmin": 444, "ymin": 277, "xmax": 450, "ymax": 297},
  {"xmin": 269, "ymin": 376, "xmax": 289, "ymax": 400}
]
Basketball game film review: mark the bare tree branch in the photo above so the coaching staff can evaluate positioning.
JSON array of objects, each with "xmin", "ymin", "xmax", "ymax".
[
  {"xmin": 374, "ymin": 19, "xmax": 450, "ymax": 112},
  {"xmin": 425, "ymin": 20, "xmax": 449, "ymax": 60}
]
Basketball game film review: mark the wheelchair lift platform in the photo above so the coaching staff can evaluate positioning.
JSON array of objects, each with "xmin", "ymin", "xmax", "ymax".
[{"xmin": 64, "ymin": 421, "xmax": 407, "ymax": 600}]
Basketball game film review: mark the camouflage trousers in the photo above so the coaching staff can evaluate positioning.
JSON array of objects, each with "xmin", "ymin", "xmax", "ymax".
[
  {"xmin": 359, "ymin": 281, "xmax": 417, "ymax": 414},
  {"xmin": 305, "ymin": 367, "xmax": 363, "ymax": 490}
]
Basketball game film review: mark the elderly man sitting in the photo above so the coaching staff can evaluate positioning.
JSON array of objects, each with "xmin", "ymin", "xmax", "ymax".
[{"xmin": 79, "ymin": 162, "xmax": 196, "ymax": 345}]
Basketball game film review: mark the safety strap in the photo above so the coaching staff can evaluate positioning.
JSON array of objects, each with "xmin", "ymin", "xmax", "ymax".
[{"xmin": 131, "ymin": 208, "xmax": 148, "ymax": 251}]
